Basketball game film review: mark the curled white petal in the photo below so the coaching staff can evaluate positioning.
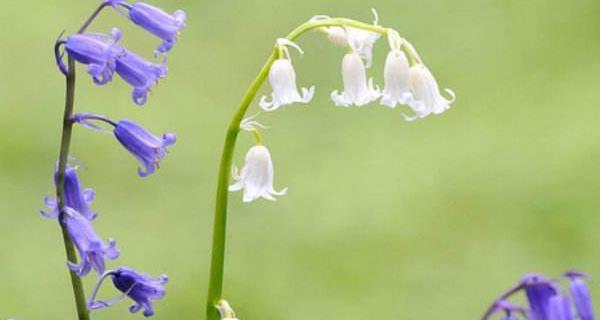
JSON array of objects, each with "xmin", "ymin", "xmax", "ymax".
[{"xmin": 240, "ymin": 113, "xmax": 268, "ymax": 132}]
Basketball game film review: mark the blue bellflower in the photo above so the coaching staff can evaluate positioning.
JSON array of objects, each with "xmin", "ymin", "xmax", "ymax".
[
  {"xmin": 42, "ymin": 164, "xmax": 97, "ymax": 221},
  {"xmin": 566, "ymin": 272, "xmax": 596, "ymax": 320},
  {"xmin": 63, "ymin": 208, "xmax": 120, "ymax": 276},
  {"xmin": 89, "ymin": 266, "xmax": 168, "ymax": 317},
  {"xmin": 56, "ymin": 28, "xmax": 124, "ymax": 84},
  {"xmin": 108, "ymin": 1, "xmax": 186, "ymax": 57},
  {"xmin": 113, "ymin": 119, "xmax": 176, "ymax": 177},
  {"xmin": 482, "ymin": 270, "xmax": 596, "ymax": 320},
  {"xmin": 115, "ymin": 50, "xmax": 167, "ymax": 105}
]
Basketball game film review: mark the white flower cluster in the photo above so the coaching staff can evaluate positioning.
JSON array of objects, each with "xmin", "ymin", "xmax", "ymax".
[{"xmin": 230, "ymin": 12, "xmax": 456, "ymax": 203}]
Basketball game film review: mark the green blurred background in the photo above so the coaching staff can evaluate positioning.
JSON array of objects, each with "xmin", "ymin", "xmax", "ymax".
[{"xmin": 1, "ymin": 0, "xmax": 600, "ymax": 319}]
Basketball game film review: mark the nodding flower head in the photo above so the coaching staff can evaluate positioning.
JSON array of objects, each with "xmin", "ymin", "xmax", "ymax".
[
  {"xmin": 259, "ymin": 39, "xmax": 315, "ymax": 112},
  {"xmin": 41, "ymin": 164, "xmax": 97, "ymax": 221},
  {"xmin": 115, "ymin": 49, "xmax": 167, "ymax": 106},
  {"xmin": 380, "ymin": 30, "xmax": 413, "ymax": 109},
  {"xmin": 565, "ymin": 271, "xmax": 595, "ymax": 320},
  {"xmin": 229, "ymin": 145, "xmax": 287, "ymax": 203},
  {"xmin": 407, "ymin": 64, "xmax": 455, "ymax": 120},
  {"xmin": 482, "ymin": 271, "xmax": 596, "ymax": 320},
  {"xmin": 128, "ymin": 2, "xmax": 186, "ymax": 57},
  {"xmin": 316, "ymin": 10, "xmax": 381, "ymax": 67},
  {"xmin": 331, "ymin": 52, "xmax": 381, "ymax": 107},
  {"xmin": 89, "ymin": 267, "xmax": 168, "ymax": 317},
  {"xmin": 107, "ymin": 1, "xmax": 186, "ymax": 58},
  {"xmin": 57, "ymin": 28, "xmax": 124, "ymax": 84},
  {"xmin": 62, "ymin": 207, "xmax": 119, "ymax": 276},
  {"xmin": 113, "ymin": 119, "xmax": 176, "ymax": 177}
]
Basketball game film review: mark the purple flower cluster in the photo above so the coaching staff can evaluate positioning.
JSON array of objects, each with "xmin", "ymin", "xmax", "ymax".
[
  {"xmin": 55, "ymin": 0, "xmax": 186, "ymax": 106},
  {"xmin": 483, "ymin": 271, "xmax": 596, "ymax": 320},
  {"xmin": 44, "ymin": 1, "xmax": 183, "ymax": 316}
]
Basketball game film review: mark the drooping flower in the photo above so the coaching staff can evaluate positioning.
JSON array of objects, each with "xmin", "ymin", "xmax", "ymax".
[
  {"xmin": 315, "ymin": 10, "xmax": 381, "ymax": 67},
  {"xmin": 56, "ymin": 28, "xmax": 124, "ymax": 84},
  {"xmin": 522, "ymin": 273, "xmax": 559, "ymax": 320},
  {"xmin": 229, "ymin": 145, "xmax": 287, "ymax": 202},
  {"xmin": 482, "ymin": 270, "xmax": 595, "ymax": 320},
  {"xmin": 88, "ymin": 266, "xmax": 168, "ymax": 317},
  {"xmin": 380, "ymin": 30, "xmax": 413, "ymax": 108},
  {"xmin": 108, "ymin": 1, "xmax": 186, "ymax": 58},
  {"xmin": 41, "ymin": 164, "xmax": 97, "ymax": 221},
  {"xmin": 115, "ymin": 49, "xmax": 167, "ymax": 105},
  {"xmin": 113, "ymin": 119, "xmax": 176, "ymax": 177},
  {"xmin": 259, "ymin": 39, "xmax": 315, "ymax": 111},
  {"xmin": 565, "ymin": 271, "xmax": 595, "ymax": 320},
  {"xmin": 407, "ymin": 64, "xmax": 455, "ymax": 120},
  {"xmin": 62, "ymin": 207, "xmax": 119, "ymax": 276},
  {"xmin": 331, "ymin": 52, "xmax": 381, "ymax": 107}
]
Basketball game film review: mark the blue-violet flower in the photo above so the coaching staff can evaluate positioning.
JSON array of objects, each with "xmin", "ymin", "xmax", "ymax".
[
  {"xmin": 115, "ymin": 49, "xmax": 167, "ymax": 105},
  {"xmin": 41, "ymin": 164, "xmax": 97, "ymax": 221},
  {"xmin": 113, "ymin": 119, "xmax": 176, "ymax": 177}
]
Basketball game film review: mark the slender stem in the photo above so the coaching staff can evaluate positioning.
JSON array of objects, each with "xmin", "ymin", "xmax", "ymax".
[
  {"xmin": 480, "ymin": 283, "xmax": 524, "ymax": 320},
  {"xmin": 53, "ymin": 2, "xmax": 108, "ymax": 319},
  {"xmin": 205, "ymin": 17, "xmax": 389, "ymax": 320},
  {"xmin": 56, "ymin": 57, "xmax": 90, "ymax": 320}
]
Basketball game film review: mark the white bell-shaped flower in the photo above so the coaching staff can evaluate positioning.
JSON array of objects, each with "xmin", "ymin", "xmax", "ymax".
[
  {"xmin": 313, "ymin": 10, "xmax": 381, "ymax": 68},
  {"xmin": 259, "ymin": 39, "xmax": 315, "ymax": 112},
  {"xmin": 406, "ymin": 64, "xmax": 455, "ymax": 120},
  {"xmin": 229, "ymin": 145, "xmax": 287, "ymax": 202},
  {"xmin": 380, "ymin": 49, "xmax": 413, "ymax": 108},
  {"xmin": 331, "ymin": 52, "xmax": 381, "ymax": 107}
]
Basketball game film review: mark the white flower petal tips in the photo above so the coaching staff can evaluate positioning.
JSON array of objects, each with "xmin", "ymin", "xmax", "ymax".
[
  {"xmin": 259, "ymin": 59, "xmax": 315, "ymax": 111},
  {"xmin": 229, "ymin": 145, "xmax": 287, "ymax": 203},
  {"xmin": 406, "ymin": 64, "xmax": 455, "ymax": 121},
  {"xmin": 331, "ymin": 52, "xmax": 381, "ymax": 107},
  {"xmin": 380, "ymin": 50, "xmax": 413, "ymax": 108}
]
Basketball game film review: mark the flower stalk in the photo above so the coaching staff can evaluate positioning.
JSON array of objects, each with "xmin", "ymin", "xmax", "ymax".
[
  {"xmin": 205, "ymin": 17, "xmax": 392, "ymax": 320},
  {"xmin": 54, "ymin": 3, "xmax": 109, "ymax": 319}
]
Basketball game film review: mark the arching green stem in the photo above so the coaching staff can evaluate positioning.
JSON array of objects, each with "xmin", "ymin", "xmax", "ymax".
[{"xmin": 205, "ymin": 17, "xmax": 393, "ymax": 320}]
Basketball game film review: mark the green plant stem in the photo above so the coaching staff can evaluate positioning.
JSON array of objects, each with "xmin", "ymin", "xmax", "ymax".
[
  {"xmin": 56, "ymin": 57, "xmax": 90, "ymax": 320},
  {"xmin": 54, "ymin": 3, "xmax": 108, "ymax": 319},
  {"xmin": 206, "ymin": 18, "xmax": 389, "ymax": 320}
]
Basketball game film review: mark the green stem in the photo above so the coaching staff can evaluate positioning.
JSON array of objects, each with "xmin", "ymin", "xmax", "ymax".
[
  {"xmin": 205, "ymin": 17, "xmax": 389, "ymax": 320},
  {"xmin": 56, "ymin": 57, "xmax": 90, "ymax": 320},
  {"xmin": 54, "ymin": 2, "xmax": 108, "ymax": 319}
]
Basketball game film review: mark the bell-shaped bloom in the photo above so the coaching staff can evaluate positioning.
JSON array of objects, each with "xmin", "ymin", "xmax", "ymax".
[
  {"xmin": 331, "ymin": 52, "xmax": 381, "ymax": 107},
  {"xmin": 62, "ymin": 208, "xmax": 119, "ymax": 276},
  {"xmin": 407, "ymin": 64, "xmax": 455, "ymax": 120},
  {"xmin": 380, "ymin": 49, "xmax": 413, "ymax": 108},
  {"xmin": 229, "ymin": 145, "xmax": 287, "ymax": 202},
  {"xmin": 115, "ymin": 49, "xmax": 167, "ymax": 106},
  {"xmin": 113, "ymin": 1, "xmax": 186, "ymax": 57},
  {"xmin": 89, "ymin": 266, "xmax": 168, "ymax": 317},
  {"xmin": 315, "ymin": 11, "xmax": 380, "ymax": 67},
  {"xmin": 565, "ymin": 272, "xmax": 595, "ymax": 320},
  {"xmin": 259, "ymin": 59, "xmax": 315, "ymax": 111},
  {"xmin": 522, "ymin": 273, "xmax": 559, "ymax": 320},
  {"xmin": 547, "ymin": 294, "xmax": 575, "ymax": 320},
  {"xmin": 113, "ymin": 120, "xmax": 176, "ymax": 177},
  {"xmin": 41, "ymin": 164, "xmax": 97, "ymax": 221},
  {"xmin": 57, "ymin": 28, "xmax": 124, "ymax": 84}
]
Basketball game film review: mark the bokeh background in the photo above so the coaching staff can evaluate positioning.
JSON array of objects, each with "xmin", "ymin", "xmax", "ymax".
[{"xmin": 1, "ymin": 0, "xmax": 600, "ymax": 319}]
